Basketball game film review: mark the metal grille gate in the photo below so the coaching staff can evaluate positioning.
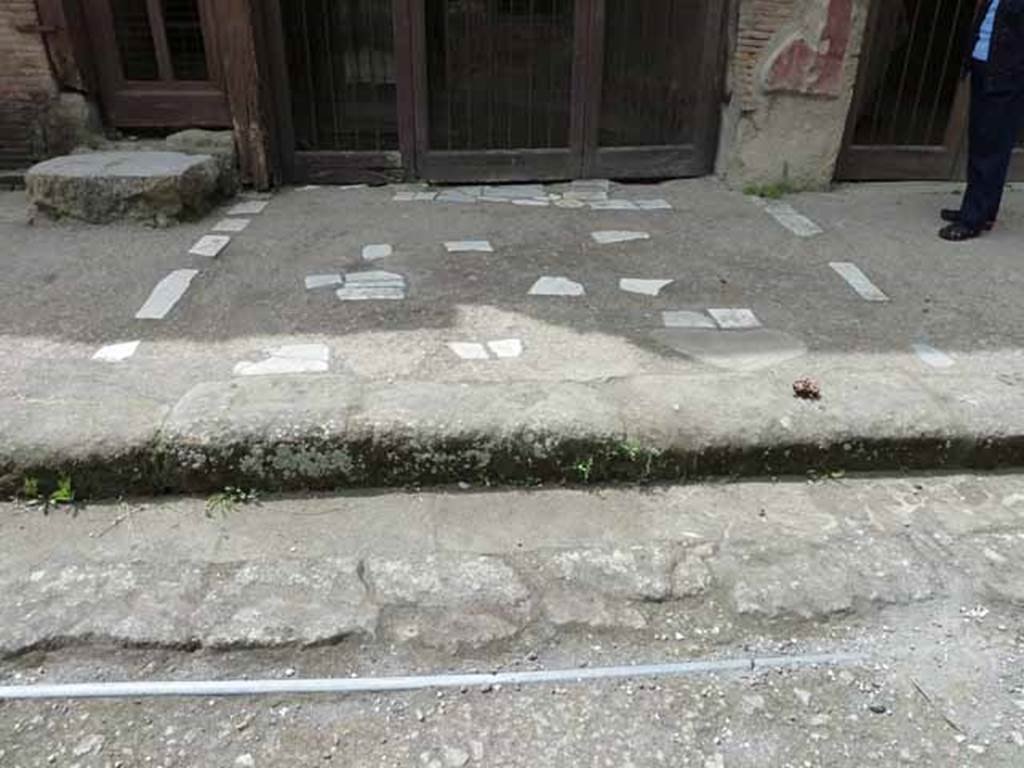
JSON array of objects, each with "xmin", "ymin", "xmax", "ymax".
[
  {"xmin": 837, "ymin": 0, "xmax": 1024, "ymax": 181},
  {"xmin": 271, "ymin": 0, "xmax": 725, "ymax": 184}
]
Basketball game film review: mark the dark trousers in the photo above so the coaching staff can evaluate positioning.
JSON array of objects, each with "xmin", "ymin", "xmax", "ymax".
[{"xmin": 960, "ymin": 60, "xmax": 1024, "ymax": 229}]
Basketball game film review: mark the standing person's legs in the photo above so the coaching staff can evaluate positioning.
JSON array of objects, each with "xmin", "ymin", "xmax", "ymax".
[{"xmin": 957, "ymin": 64, "xmax": 1023, "ymax": 232}]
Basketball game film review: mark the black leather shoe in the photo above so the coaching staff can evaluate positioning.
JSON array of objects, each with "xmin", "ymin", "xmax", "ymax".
[
  {"xmin": 939, "ymin": 222, "xmax": 981, "ymax": 241},
  {"xmin": 941, "ymin": 209, "xmax": 994, "ymax": 230}
]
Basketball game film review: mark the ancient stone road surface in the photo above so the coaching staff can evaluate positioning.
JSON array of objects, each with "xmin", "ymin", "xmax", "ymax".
[{"xmin": 3, "ymin": 473, "xmax": 1024, "ymax": 765}]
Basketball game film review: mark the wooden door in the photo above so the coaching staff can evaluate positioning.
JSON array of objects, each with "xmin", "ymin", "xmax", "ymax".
[
  {"xmin": 267, "ymin": 0, "xmax": 726, "ymax": 183},
  {"xmin": 411, "ymin": 0, "xmax": 724, "ymax": 182},
  {"xmin": 837, "ymin": 0, "xmax": 1024, "ymax": 181},
  {"xmin": 269, "ymin": 0, "xmax": 414, "ymax": 184},
  {"xmin": 411, "ymin": 0, "xmax": 586, "ymax": 182},
  {"xmin": 582, "ymin": 0, "xmax": 724, "ymax": 179},
  {"xmin": 82, "ymin": 0, "xmax": 230, "ymax": 128}
]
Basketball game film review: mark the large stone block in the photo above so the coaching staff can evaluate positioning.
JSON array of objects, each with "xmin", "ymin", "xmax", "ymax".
[{"xmin": 25, "ymin": 150, "xmax": 220, "ymax": 224}]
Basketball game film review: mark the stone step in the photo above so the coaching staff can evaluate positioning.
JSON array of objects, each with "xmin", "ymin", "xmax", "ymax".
[{"xmin": 25, "ymin": 150, "xmax": 222, "ymax": 225}]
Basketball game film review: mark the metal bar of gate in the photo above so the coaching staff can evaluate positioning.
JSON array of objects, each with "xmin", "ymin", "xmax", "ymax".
[
  {"xmin": 925, "ymin": 0, "xmax": 969, "ymax": 144},
  {"xmin": 889, "ymin": 0, "xmax": 926, "ymax": 144}
]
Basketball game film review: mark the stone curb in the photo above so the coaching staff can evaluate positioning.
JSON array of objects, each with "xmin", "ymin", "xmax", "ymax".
[{"xmin": 2, "ymin": 370, "xmax": 1023, "ymax": 498}]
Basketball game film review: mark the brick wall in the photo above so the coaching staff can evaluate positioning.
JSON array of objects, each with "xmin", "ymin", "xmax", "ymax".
[
  {"xmin": 0, "ymin": 0, "xmax": 58, "ymax": 168},
  {"xmin": 733, "ymin": 0, "xmax": 801, "ymax": 110}
]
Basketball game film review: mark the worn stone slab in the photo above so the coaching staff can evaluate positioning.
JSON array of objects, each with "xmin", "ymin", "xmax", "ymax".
[
  {"xmin": 233, "ymin": 344, "xmax": 330, "ymax": 377},
  {"xmin": 0, "ymin": 557, "xmax": 376, "ymax": 655},
  {"xmin": 189, "ymin": 234, "xmax": 231, "ymax": 258},
  {"xmin": 305, "ymin": 273, "xmax": 343, "ymax": 290},
  {"xmin": 448, "ymin": 342, "xmax": 490, "ymax": 361},
  {"xmin": 25, "ymin": 151, "xmax": 220, "ymax": 223},
  {"xmin": 649, "ymin": 328, "xmax": 806, "ymax": 371},
  {"xmin": 708, "ymin": 308, "xmax": 762, "ymax": 329}
]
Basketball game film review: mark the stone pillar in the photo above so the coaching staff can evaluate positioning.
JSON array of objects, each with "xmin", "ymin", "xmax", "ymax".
[{"xmin": 718, "ymin": 0, "xmax": 871, "ymax": 189}]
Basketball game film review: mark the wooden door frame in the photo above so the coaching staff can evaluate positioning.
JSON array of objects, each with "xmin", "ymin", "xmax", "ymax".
[
  {"xmin": 262, "ymin": 0, "xmax": 415, "ymax": 184},
  {"xmin": 80, "ymin": 0, "xmax": 231, "ymax": 128},
  {"xmin": 581, "ymin": 0, "xmax": 726, "ymax": 179},
  {"xmin": 410, "ymin": 0, "xmax": 590, "ymax": 183}
]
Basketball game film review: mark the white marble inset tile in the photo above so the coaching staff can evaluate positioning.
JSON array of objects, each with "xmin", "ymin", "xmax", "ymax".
[
  {"xmin": 709, "ymin": 308, "xmax": 762, "ymax": 329},
  {"xmin": 619, "ymin": 278, "xmax": 673, "ymax": 296},
  {"xmin": 512, "ymin": 198, "xmax": 549, "ymax": 207},
  {"xmin": 412, "ymin": 191, "xmax": 438, "ymax": 201},
  {"xmin": 362, "ymin": 244, "xmax": 393, "ymax": 261},
  {"xmin": 212, "ymin": 218, "xmax": 250, "ymax": 233},
  {"xmin": 589, "ymin": 199, "xmax": 639, "ymax": 211},
  {"xmin": 913, "ymin": 342, "xmax": 955, "ymax": 369},
  {"xmin": 234, "ymin": 344, "xmax": 330, "ymax": 377},
  {"xmin": 829, "ymin": 262, "xmax": 889, "ymax": 302},
  {"xmin": 392, "ymin": 191, "xmax": 417, "ymax": 201},
  {"xmin": 135, "ymin": 269, "xmax": 200, "ymax": 319},
  {"xmin": 566, "ymin": 179, "xmax": 610, "ymax": 201},
  {"xmin": 554, "ymin": 199, "xmax": 587, "ymax": 209},
  {"xmin": 336, "ymin": 285, "xmax": 406, "ymax": 301},
  {"xmin": 448, "ymin": 342, "xmax": 490, "ymax": 360},
  {"xmin": 481, "ymin": 184, "xmax": 546, "ymax": 200},
  {"xmin": 227, "ymin": 200, "xmax": 269, "ymax": 215},
  {"xmin": 305, "ymin": 273, "xmax": 343, "ymax": 290},
  {"xmin": 445, "ymin": 240, "xmax": 493, "ymax": 253},
  {"xmin": 635, "ymin": 199, "xmax": 673, "ymax": 210},
  {"xmin": 529, "ymin": 276, "xmax": 585, "ymax": 297},
  {"xmin": 92, "ymin": 340, "xmax": 141, "ymax": 362},
  {"xmin": 487, "ymin": 339, "xmax": 524, "ymax": 359},
  {"xmin": 662, "ymin": 310, "xmax": 716, "ymax": 329},
  {"xmin": 345, "ymin": 270, "xmax": 404, "ymax": 285},
  {"xmin": 591, "ymin": 230, "xmax": 650, "ymax": 244},
  {"xmin": 764, "ymin": 202, "xmax": 823, "ymax": 237},
  {"xmin": 189, "ymin": 234, "xmax": 231, "ymax": 258}
]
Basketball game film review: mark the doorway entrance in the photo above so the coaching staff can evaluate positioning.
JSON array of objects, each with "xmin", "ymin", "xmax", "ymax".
[
  {"xmin": 836, "ymin": 0, "xmax": 1023, "ymax": 181},
  {"xmin": 269, "ymin": 0, "xmax": 725, "ymax": 184}
]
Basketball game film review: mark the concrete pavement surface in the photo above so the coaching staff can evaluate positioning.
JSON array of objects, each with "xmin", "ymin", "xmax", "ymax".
[
  {"xmin": 3, "ymin": 473, "xmax": 1024, "ymax": 765},
  {"xmin": 2, "ymin": 179, "xmax": 1024, "ymax": 492}
]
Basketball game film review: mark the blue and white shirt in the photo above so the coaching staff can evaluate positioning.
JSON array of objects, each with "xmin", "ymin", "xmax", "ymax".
[{"xmin": 974, "ymin": 0, "xmax": 1002, "ymax": 61}]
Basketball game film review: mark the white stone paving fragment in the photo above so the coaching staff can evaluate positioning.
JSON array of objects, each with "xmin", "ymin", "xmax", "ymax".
[
  {"xmin": 189, "ymin": 234, "xmax": 231, "ymax": 258},
  {"xmin": 481, "ymin": 184, "xmax": 546, "ymax": 200},
  {"xmin": 135, "ymin": 269, "xmax": 200, "ymax": 320},
  {"xmin": 662, "ymin": 310, "xmax": 717, "ymax": 329},
  {"xmin": 635, "ymin": 199, "xmax": 673, "ymax": 210},
  {"xmin": 589, "ymin": 199, "xmax": 639, "ymax": 211},
  {"xmin": 227, "ymin": 200, "xmax": 269, "ymax": 216},
  {"xmin": 830, "ymin": 262, "xmax": 890, "ymax": 302},
  {"xmin": 392, "ymin": 191, "xmax": 417, "ymax": 201},
  {"xmin": 412, "ymin": 191, "xmax": 437, "ymax": 201},
  {"xmin": 92, "ymin": 340, "xmax": 141, "ymax": 362},
  {"xmin": 336, "ymin": 270, "xmax": 406, "ymax": 301},
  {"xmin": 445, "ymin": 240, "xmax": 493, "ymax": 253},
  {"xmin": 913, "ymin": 342, "xmax": 955, "ymax": 369},
  {"xmin": 448, "ymin": 342, "xmax": 491, "ymax": 360},
  {"xmin": 709, "ymin": 308, "xmax": 762, "ymax": 329},
  {"xmin": 511, "ymin": 198, "xmax": 550, "ymax": 207},
  {"xmin": 619, "ymin": 278, "xmax": 673, "ymax": 296},
  {"xmin": 212, "ymin": 218, "xmax": 250, "ymax": 233},
  {"xmin": 234, "ymin": 344, "xmax": 330, "ymax": 376},
  {"xmin": 592, "ymin": 230, "xmax": 650, "ymax": 244},
  {"xmin": 305, "ymin": 274, "xmax": 343, "ymax": 290},
  {"xmin": 487, "ymin": 339, "xmax": 524, "ymax": 359},
  {"xmin": 764, "ymin": 202, "xmax": 823, "ymax": 237},
  {"xmin": 529, "ymin": 276, "xmax": 585, "ymax": 297},
  {"xmin": 362, "ymin": 244, "xmax": 393, "ymax": 261}
]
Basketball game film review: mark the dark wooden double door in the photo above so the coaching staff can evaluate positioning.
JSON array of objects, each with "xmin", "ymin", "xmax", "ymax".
[{"xmin": 273, "ymin": 0, "xmax": 725, "ymax": 184}]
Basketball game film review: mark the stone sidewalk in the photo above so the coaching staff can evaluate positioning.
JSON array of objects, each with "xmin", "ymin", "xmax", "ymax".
[
  {"xmin": 3, "ymin": 474, "xmax": 1022, "ymax": 657},
  {"xmin": 2, "ymin": 179, "xmax": 1024, "ymax": 495}
]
